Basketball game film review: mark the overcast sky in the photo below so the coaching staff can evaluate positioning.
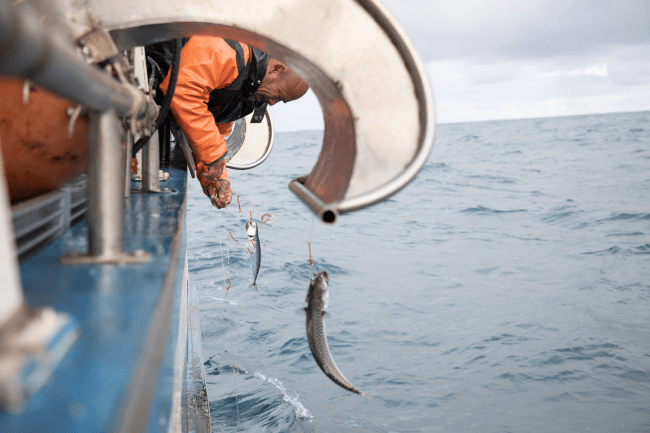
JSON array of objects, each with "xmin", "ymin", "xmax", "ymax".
[{"xmin": 271, "ymin": 0, "xmax": 650, "ymax": 131}]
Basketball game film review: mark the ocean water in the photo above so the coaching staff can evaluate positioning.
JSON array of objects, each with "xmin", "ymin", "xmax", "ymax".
[{"xmin": 187, "ymin": 110, "xmax": 650, "ymax": 432}]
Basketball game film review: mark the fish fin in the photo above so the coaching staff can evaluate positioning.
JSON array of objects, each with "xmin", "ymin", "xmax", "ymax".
[
  {"xmin": 295, "ymin": 307, "xmax": 307, "ymax": 316},
  {"xmin": 248, "ymin": 282, "xmax": 259, "ymax": 292},
  {"xmin": 322, "ymin": 311, "xmax": 331, "ymax": 319}
]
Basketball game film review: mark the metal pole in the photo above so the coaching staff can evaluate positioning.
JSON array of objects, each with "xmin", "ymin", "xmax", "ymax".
[
  {"xmin": 87, "ymin": 110, "xmax": 125, "ymax": 257},
  {"xmin": 288, "ymin": 176, "xmax": 339, "ymax": 224},
  {"xmin": 0, "ymin": 147, "xmax": 24, "ymax": 328},
  {"xmin": 124, "ymin": 133, "xmax": 133, "ymax": 198},
  {"xmin": 159, "ymin": 122, "xmax": 169, "ymax": 164},
  {"xmin": 0, "ymin": 1, "xmax": 157, "ymax": 121},
  {"xmin": 142, "ymin": 131, "xmax": 160, "ymax": 192}
]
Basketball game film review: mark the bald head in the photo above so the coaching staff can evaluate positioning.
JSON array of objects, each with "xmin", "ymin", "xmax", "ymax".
[{"xmin": 254, "ymin": 58, "xmax": 309, "ymax": 106}]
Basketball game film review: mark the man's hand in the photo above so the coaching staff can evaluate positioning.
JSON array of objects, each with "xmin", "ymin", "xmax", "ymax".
[
  {"xmin": 207, "ymin": 180, "xmax": 233, "ymax": 209},
  {"xmin": 202, "ymin": 159, "xmax": 226, "ymax": 181}
]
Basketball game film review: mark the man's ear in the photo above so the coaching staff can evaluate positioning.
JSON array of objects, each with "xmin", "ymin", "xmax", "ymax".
[{"xmin": 272, "ymin": 63, "xmax": 285, "ymax": 75}]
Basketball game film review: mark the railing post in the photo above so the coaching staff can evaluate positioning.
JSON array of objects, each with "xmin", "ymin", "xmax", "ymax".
[
  {"xmin": 87, "ymin": 110, "xmax": 125, "ymax": 257},
  {"xmin": 124, "ymin": 132, "xmax": 133, "ymax": 199},
  {"xmin": 61, "ymin": 110, "xmax": 149, "ymax": 264},
  {"xmin": 142, "ymin": 130, "xmax": 160, "ymax": 193},
  {"xmin": 0, "ymin": 148, "xmax": 24, "ymax": 329}
]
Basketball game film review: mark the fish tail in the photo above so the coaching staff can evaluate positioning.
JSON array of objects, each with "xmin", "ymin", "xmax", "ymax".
[{"xmin": 248, "ymin": 282, "xmax": 259, "ymax": 292}]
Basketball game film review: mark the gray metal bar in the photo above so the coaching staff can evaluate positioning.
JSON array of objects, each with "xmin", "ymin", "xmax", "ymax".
[
  {"xmin": 0, "ymin": 149, "xmax": 24, "ymax": 328},
  {"xmin": 288, "ymin": 176, "xmax": 339, "ymax": 224},
  {"xmin": 11, "ymin": 191, "xmax": 65, "ymax": 239},
  {"xmin": 142, "ymin": 131, "xmax": 160, "ymax": 192},
  {"xmin": 168, "ymin": 255, "xmax": 189, "ymax": 433},
  {"xmin": 87, "ymin": 110, "xmax": 125, "ymax": 257},
  {"xmin": 0, "ymin": 1, "xmax": 156, "ymax": 121},
  {"xmin": 125, "ymin": 133, "xmax": 133, "ymax": 198}
]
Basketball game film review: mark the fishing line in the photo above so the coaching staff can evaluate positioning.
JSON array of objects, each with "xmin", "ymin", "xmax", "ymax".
[
  {"xmin": 219, "ymin": 224, "xmax": 241, "ymax": 431},
  {"xmin": 218, "ymin": 226, "xmax": 227, "ymax": 291},
  {"xmin": 226, "ymin": 298, "xmax": 241, "ymax": 432}
]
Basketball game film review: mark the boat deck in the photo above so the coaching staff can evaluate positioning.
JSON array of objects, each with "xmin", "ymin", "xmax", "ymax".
[{"xmin": 0, "ymin": 167, "xmax": 195, "ymax": 433}]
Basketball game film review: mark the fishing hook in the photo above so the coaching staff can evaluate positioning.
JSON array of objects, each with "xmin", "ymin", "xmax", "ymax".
[
  {"xmin": 247, "ymin": 240, "xmax": 255, "ymax": 254},
  {"xmin": 232, "ymin": 363, "xmax": 238, "ymax": 373},
  {"xmin": 250, "ymin": 211, "xmax": 253, "ymax": 224},
  {"xmin": 308, "ymin": 241, "xmax": 314, "ymax": 266},
  {"xmin": 225, "ymin": 278, "xmax": 231, "ymax": 291},
  {"xmin": 229, "ymin": 231, "xmax": 238, "ymax": 242},
  {"xmin": 237, "ymin": 195, "xmax": 242, "ymax": 216},
  {"xmin": 261, "ymin": 214, "xmax": 273, "ymax": 223}
]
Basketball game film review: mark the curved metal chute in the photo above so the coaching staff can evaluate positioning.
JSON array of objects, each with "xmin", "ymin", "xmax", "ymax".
[{"xmin": 31, "ymin": 0, "xmax": 436, "ymax": 223}]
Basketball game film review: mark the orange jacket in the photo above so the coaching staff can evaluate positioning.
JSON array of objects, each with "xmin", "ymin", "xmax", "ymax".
[{"xmin": 159, "ymin": 37, "xmax": 255, "ymax": 188}]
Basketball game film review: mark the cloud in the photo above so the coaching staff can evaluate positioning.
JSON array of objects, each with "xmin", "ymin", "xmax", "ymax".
[
  {"xmin": 427, "ymin": 44, "xmax": 650, "ymax": 123},
  {"xmin": 274, "ymin": 1, "xmax": 650, "ymax": 129},
  {"xmin": 381, "ymin": 0, "xmax": 650, "ymax": 61}
]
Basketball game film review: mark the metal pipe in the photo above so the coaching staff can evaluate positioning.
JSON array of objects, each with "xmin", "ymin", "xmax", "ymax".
[
  {"xmin": 87, "ymin": 110, "xmax": 125, "ymax": 257},
  {"xmin": 288, "ymin": 177, "xmax": 339, "ymax": 224},
  {"xmin": 160, "ymin": 122, "xmax": 170, "ymax": 164},
  {"xmin": 124, "ymin": 133, "xmax": 133, "ymax": 198},
  {"xmin": 142, "ymin": 131, "xmax": 160, "ymax": 192},
  {"xmin": 0, "ymin": 149, "xmax": 24, "ymax": 328},
  {"xmin": 0, "ymin": 1, "xmax": 156, "ymax": 121}
]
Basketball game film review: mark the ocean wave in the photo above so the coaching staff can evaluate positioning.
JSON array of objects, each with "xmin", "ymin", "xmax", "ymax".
[
  {"xmin": 460, "ymin": 206, "xmax": 527, "ymax": 214},
  {"xmin": 598, "ymin": 212, "xmax": 650, "ymax": 222},
  {"xmin": 253, "ymin": 372, "xmax": 313, "ymax": 420},
  {"xmin": 605, "ymin": 231, "xmax": 645, "ymax": 237},
  {"xmin": 209, "ymin": 296, "xmax": 238, "ymax": 305},
  {"xmin": 582, "ymin": 244, "xmax": 650, "ymax": 256},
  {"xmin": 189, "ymin": 112, "xmax": 650, "ymax": 432}
]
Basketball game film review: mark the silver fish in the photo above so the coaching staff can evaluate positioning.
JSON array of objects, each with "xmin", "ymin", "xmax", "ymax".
[
  {"xmin": 304, "ymin": 271, "xmax": 367, "ymax": 397},
  {"xmin": 246, "ymin": 220, "xmax": 261, "ymax": 291}
]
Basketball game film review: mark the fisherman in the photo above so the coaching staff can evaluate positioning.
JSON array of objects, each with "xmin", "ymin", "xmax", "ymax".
[{"xmin": 148, "ymin": 37, "xmax": 309, "ymax": 209}]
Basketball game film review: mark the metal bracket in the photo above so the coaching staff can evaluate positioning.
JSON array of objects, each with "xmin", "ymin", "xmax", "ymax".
[{"xmin": 78, "ymin": 27, "xmax": 121, "ymax": 64}]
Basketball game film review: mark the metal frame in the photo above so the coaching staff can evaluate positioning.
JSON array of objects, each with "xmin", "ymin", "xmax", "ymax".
[
  {"xmin": 93, "ymin": 0, "xmax": 433, "ymax": 222},
  {"xmin": 60, "ymin": 110, "xmax": 150, "ymax": 264}
]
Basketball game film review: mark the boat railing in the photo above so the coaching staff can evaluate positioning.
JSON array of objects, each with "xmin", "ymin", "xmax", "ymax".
[{"xmin": 11, "ymin": 175, "xmax": 87, "ymax": 260}]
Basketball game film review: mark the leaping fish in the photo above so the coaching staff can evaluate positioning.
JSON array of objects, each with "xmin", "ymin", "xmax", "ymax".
[
  {"xmin": 246, "ymin": 219, "xmax": 261, "ymax": 291},
  {"xmin": 303, "ymin": 271, "xmax": 367, "ymax": 397}
]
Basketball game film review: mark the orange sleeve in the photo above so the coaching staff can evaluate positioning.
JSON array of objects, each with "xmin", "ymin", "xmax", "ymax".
[
  {"xmin": 217, "ymin": 122, "xmax": 234, "ymax": 137},
  {"xmin": 159, "ymin": 37, "xmax": 238, "ymax": 166}
]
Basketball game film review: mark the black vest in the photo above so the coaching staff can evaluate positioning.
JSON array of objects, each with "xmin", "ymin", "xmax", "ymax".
[{"xmin": 146, "ymin": 39, "xmax": 269, "ymax": 125}]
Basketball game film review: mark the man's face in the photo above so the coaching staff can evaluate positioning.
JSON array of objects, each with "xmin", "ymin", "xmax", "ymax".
[{"xmin": 254, "ymin": 62, "xmax": 309, "ymax": 106}]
